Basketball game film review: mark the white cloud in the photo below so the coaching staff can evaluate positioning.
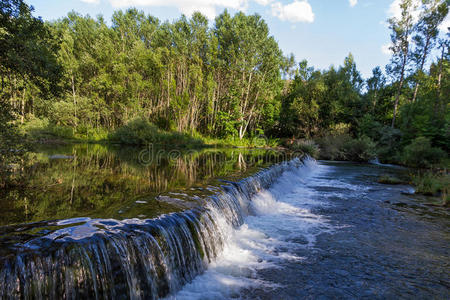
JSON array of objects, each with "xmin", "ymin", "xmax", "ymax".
[
  {"xmin": 80, "ymin": 0, "xmax": 315, "ymax": 22},
  {"xmin": 106, "ymin": 0, "xmax": 249, "ymax": 19},
  {"xmin": 388, "ymin": 0, "xmax": 402, "ymax": 19},
  {"xmin": 386, "ymin": 0, "xmax": 449, "ymax": 33},
  {"xmin": 254, "ymin": 0, "xmax": 273, "ymax": 5},
  {"xmin": 387, "ymin": 0, "xmax": 421, "ymax": 22},
  {"xmin": 439, "ymin": 14, "xmax": 450, "ymax": 32},
  {"xmin": 349, "ymin": 0, "xmax": 357, "ymax": 7},
  {"xmin": 271, "ymin": 0, "xmax": 314, "ymax": 23},
  {"xmin": 381, "ymin": 43, "xmax": 392, "ymax": 55}
]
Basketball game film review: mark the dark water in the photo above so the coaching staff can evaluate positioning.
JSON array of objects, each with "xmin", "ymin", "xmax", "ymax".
[
  {"xmin": 0, "ymin": 144, "xmax": 288, "ymax": 225},
  {"xmin": 0, "ymin": 148, "xmax": 448, "ymax": 299}
]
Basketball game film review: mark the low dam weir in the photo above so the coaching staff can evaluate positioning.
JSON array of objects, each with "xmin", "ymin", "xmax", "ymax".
[{"xmin": 0, "ymin": 157, "xmax": 307, "ymax": 299}]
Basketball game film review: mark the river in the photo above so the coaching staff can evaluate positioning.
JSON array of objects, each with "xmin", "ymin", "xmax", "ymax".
[
  {"xmin": 173, "ymin": 160, "xmax": 449, "ymax": 299},
  {"xmin": 0, "ymin": 145, "xmax": 448, "ymax": 299}
]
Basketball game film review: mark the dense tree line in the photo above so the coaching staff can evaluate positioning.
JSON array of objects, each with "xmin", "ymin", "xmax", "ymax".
[
  {"xmin": 2, "ymin": 4, "xmax": 284, "ymax": 139},
  {"xmin": 280, "ymin": 0, "xmax": 448, "ymax": 164},
  {"xmin": 0, "ymin": 0, "xmax": 448, "ymax": 165}
]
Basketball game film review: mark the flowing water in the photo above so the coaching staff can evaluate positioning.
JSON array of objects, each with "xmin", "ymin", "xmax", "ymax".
[
  {"xmin": 0, "ymin": 145, "xmax": 449, "ymax": 299},
  {"xmin": 170, "ymin": 160, "xmax": 449, "ymax": 299}
]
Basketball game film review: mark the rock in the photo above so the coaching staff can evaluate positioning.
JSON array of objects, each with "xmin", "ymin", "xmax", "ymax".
[{"xmin": 48, "ymin": 154, "xmax": 74, "ymax": 159}]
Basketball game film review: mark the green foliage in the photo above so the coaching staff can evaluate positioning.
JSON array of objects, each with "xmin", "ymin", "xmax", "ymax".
[
  {"xmin": 0, "ymin": 0, "xmax": 448, "ymax": 172},
  {"xmin": 342, "ymin": 136, "xmax": 377, "ymax": 162},
  {"xmin": 316, "ymin": 134, "xmax": 352, "ymax": 161},
  {"xmin": 316, "ymin": 134, "xmax": 376, "ymax": 162},
  {"xmin": 287, "ymin": 139, "xmax": 320, "ymax": 158},
  {"xmin": 75, "ymin": 125, "xmax": 109, "ymax": 141},
  {"xmin": 108, "ymin": 118, "xmax": 204, "ymax": 148},
  {"xmin": 378, "ymin": 175, "xmax": 405, "ymax": 185},
  {"xmin": 0, "ymin": 0, "xmax": 61, "ymax": 95},
  {"xmin": 216, "ymin": 111, "xmax": 239, "ymax": 138},
  {"xmin": 279, "ymin": 55, "xmax": 363, "ymax": 138},
  {"xmin": 411, "ymin": 171, "xmax": 449, "ymax": 205},
  {"xmin": 20, "ymin": 116, "xmax": 109, "ymax": 142},
  {"xmin": 35, "ymin": 9, "xmax": 283, "ymax": 139},
  {"xmin": 0, "ymin": 99, "xmax": 26, "ymax": 188},
  {"xmin": 201, "ymin": 135, "xmax": 279, "ymax": 148},
  {"xmin": 401, "ymin": 136, "xmax": 447, "ymax": 168},
  {"xmin": 0, "ymin": 0, "xmax": 60, "ymax": 187},
  {"xmin": 20, "ymin": 117, "xmax": 73, "ymax": 140},
  {"xmin": 108, "ymin": 118, "xmax": 159, "ymax": 144}
]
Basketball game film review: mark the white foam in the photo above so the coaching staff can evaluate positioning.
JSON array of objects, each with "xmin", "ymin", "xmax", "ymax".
[{"xmin": 167, "ymin": 159, "xmax": 332, "ymax": 299}]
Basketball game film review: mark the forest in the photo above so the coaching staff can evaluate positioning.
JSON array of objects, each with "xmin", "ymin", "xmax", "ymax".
[{"xmin": 0, "ymin": 0, "xmax": 449, "ymax": 195}]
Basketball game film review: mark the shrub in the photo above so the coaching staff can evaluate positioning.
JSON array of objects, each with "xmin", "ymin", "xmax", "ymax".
[
  {"xmin": 288, "ymin": 139, "xmax": 320, "ymax": 158},
  {"xmin": 378, "ymin": 175, "xmax": 404, "ymax": 184},
  {"xmin": 357, "ymin": 114, "xmax": 382, "ymax": 140},
  {"xmin": 401, "ymin": 137, "xmax": 447, "ymax": 168},
  {"xmin": 376, "ymin": 125, "xmax": 403, "ymax": 163},
  {"xmin": 412, "ymin": 171, "xmax": 449, "ymax": 204},
  {"xmin": 74, "ymin": 125, "xmax": 108, "ymax": 141},
  {"xmin": 342, "ymin": 135, "xmax": 377, "ymax": 162},
  {"xmin": 316, "ymin": 134, "xmax": 351, "ymax": 160},
  {"xmin": 109, "ymin": 118, "xmax": 204, "ymax": 148},
  {"xmin": 316, "ymin": 134, "xmax": 376, "ymax": 162},
  {"xmin": 49, "ymin": 125, "xmax": 74, "ymax": 139},
  {"xmin": 109, "ymin": 118, "xmax": 161, "ymax": 144},
  {"xmin": 20, "ymin": 116, "xmax": 75, "ymax": 140},
  {"xmin": 328, "ymin": 123, "xmax": 351, "ymax": 135},
  {"xmin": 19, "ymin": 116, "xmax": 49, "ymax": 135}
]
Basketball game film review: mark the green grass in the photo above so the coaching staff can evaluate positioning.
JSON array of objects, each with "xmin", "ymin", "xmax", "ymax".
[
  {"xmin": 377, "ymin": 175, "xmax": 405, "ymax": 185},
  {"xmin": 411, "ymin": 171, "xmax": 449, "ymax": 206},
  {"xmin": 20, "ymin": 117, "xmax": 108, "ymax": 143},
  {"xmin": 284, "ymin": 139, "xmax": 320, "ymax": 158},
  {"xmin": 200, "ymin": 135, "xmax": 280, "ymax": 148},
  {"xmin": 20, "ymin": 117, "xmax": 281, "ymax": 149}
]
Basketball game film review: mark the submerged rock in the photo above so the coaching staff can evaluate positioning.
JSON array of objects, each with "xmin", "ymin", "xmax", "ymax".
[{"xmin": 48, "ymin": 154, "xmax": 75, "ymax": 159}]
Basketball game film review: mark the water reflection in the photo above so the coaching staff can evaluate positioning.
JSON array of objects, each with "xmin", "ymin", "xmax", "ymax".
[{"xmin": 0, "ymin": 144, "xmax": 294, "ymax": 226}]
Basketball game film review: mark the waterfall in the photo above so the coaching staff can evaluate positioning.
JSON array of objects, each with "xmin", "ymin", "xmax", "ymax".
[{"xmin": 0, "ymin": 157, "xmax": 305, "ymax": 299}]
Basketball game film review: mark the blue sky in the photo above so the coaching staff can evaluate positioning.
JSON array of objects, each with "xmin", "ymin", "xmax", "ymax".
[{"xmin": 28, "ymin": 0, "xmax": 449, "ymax": 79}]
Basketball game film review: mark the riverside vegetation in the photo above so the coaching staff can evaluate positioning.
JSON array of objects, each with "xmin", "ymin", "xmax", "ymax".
[{"xmin": 0, "ymin": 0, "xmax": 449, "ymax": 203}]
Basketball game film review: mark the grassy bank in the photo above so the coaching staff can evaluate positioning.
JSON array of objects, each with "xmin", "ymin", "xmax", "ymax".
[
  {"xmin": 20, "ymin": 118, "xmax": 281, "ymax": 149},
  {"xmin": 283, "ymin": 134, "xmax": 377, "ymax": 162},
  {"xmin": 284, "ymin": 135, "xmax": 449, "ymax": 207},
  {"xmin": 411, "ymin": 171, "xmax": 449, "ymax": 206},
  {"xmin": 19, "ymin": 117, "xmax": 109, "ymax": 143}
]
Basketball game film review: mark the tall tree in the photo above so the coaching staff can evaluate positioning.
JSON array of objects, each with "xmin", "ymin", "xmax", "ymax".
[
  {"xmin": 0, "ymin": 0, "xmax": 60, "ymax": 186},
  {"xmin": 213, "ymin": 11, "xmax": 282, "ymax": 139},
  {"xmin": 387, "ymin": 0, "xmax": 417, "ymax": 127},
  {"xmin": 366, "ymin": 66, "xmax": 386, "ymax": 112},
  {"xmin": 411, "ymin": 0, "xmax": 448, "ymax": 103}
]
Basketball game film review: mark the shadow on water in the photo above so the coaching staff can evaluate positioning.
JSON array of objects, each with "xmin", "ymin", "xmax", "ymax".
[{"xmin": 0, "ymin": 143, "xmax": 288, "ymax": 226}]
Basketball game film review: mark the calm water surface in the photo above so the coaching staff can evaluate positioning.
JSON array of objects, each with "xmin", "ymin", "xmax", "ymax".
[{"xmin": 0, "ymin": 144, "xmax": 286, "ymax": 226}]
